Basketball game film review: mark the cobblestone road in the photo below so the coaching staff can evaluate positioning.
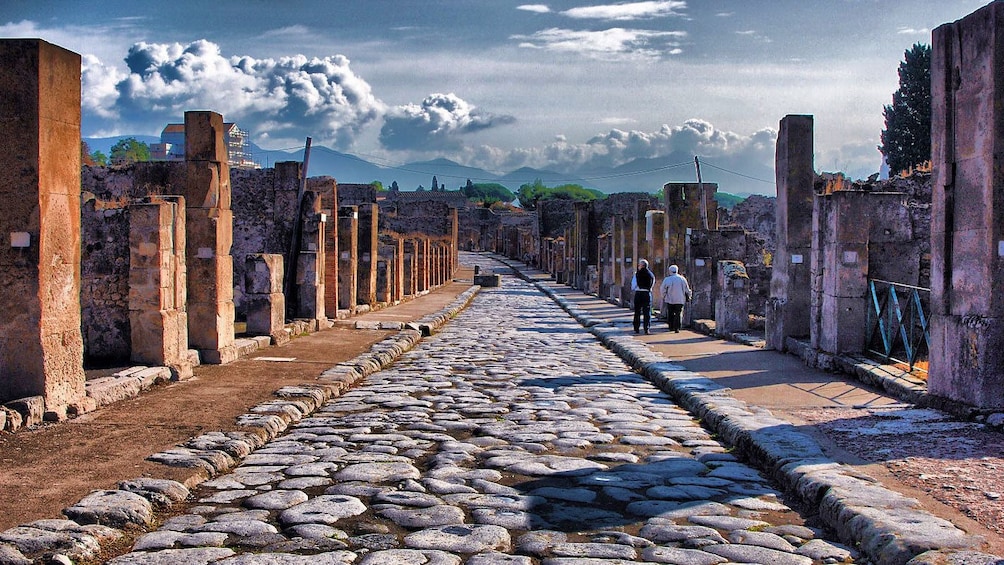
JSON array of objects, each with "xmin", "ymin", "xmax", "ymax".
[{"xmin": 110, "ymin": 258, "xmax": 857, "ymax": 565}]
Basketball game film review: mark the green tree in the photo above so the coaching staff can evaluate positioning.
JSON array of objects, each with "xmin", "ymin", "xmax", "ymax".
[
  {"xmin": 463, "ymin": 182, "xmax": 515, "ymax": 204},
  {"xmin": 880, "ymin": 43, "xmax": 931, "ymax": 175},
  {"xmin": 371, "ymin": 180, "xmax": 386, "ymax": 192},
  {"xmin": 517, "ymin": 179, "xmax": 604, "ymax": 209},
  {"xmin": 517, "ymin": 179, "xmax": 549, "ymax": 209},
  {"xmin": 90, "ymin": 151, "xmax": 108, "ymax": 166},
  {"xmin": 109, "ymin": 137, "xmax": 151, "ymax": 165}
]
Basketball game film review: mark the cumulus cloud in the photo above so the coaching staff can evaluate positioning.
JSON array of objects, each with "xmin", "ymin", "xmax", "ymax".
[
  {"xmin": 517, "ymin": 4, "xmax": 552, "ymax": 13},
  {"xmin": 379, "ymin": 93, "xmax": 517, "ymax": 151},
  {"xmin": 85, "ymin": 39, "xmax": 384, "ymax": 148},
  {"xmin": 512, "ymin": 27, "xmax": 686, "ymax": 60},
  {"xmin": 457, "ymin": 118, "xmax": 777, "ymax": 177},
  {"xmin": 561, "ymin": 1, "xmax": 687, "ymax": 20}
]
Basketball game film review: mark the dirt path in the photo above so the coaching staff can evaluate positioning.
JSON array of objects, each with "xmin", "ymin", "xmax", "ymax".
[{"xmin": 0, "ymin": 278, "xmax": 472, "ymax": 532}]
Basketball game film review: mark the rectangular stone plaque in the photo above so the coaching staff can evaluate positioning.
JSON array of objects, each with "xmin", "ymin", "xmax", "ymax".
[
  {"xmin": 842, "ymin": 250, "xmax": 858, "ymax": 264},
  {"xmin": 10, "ymin": 232, "xmax": 30, "ymax": 248},
  {"xmin": 791, "ymin": 254, "xmax": 804, "ymax": 264},
  {"xmin": 695, "ymin": 258, "xmax": 706, "ymax": 267}
]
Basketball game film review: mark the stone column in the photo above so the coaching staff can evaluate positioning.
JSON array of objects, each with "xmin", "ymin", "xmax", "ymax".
[
  {"xmin": 129, "ymin": 199, "xmax": 192, "ymax": 380},
  {"xmin": 183, "ymin": 111, "xmax": 237, "ymax": 365},
  {"xmin": 356, "ymin": 203, "xmax": 378, "ymax": 307},
  {"xmin": 810, "ymin": 191, "xmax": 871, "ymax": 356},
  {"xmin": 403, "ymin": 239, "xmax": 417, "ymax": 296},
  {"xmin": 0, "ymin": 40, "xmax": 85, "ymax": 417},
  {"xmin": 376, "ymin": 259, "xmax": 391, "ymax": 304},
  {"xmin": 295, "ymin": 191, "xmax": 325, "ymax": 325},
  {"xmin": 245, "ymin": 254, "xmax": 287, "ymax": 345},
  {"xmin": 337, "ymin": 206, "xmax": 358, "ymax": 313},
  {"xmin": 688, "ymin": 255, "xmax": 714, "ymax": 322},
  {"xmin": 417, "ymin": 238, "xmax": 430, "ymax": 292},
  {"xmin": 574, "ymin": 202, "xmax": 590, "ymax": 289},
  {"xmin": 381, "ymin": 235, "xmax": 404, "ymax": 303},
  {"xmin": 715, "ymin": 261, "xmax": 750, "ymax": 335},
  {"xmin": 766, "ymin": 114, "xmax": 814, "ymax": 352},
  {"xmin": 311, "ymin": 177, "xmax": 339, "ymax": 321},
  {"xmin": 929, "ymin": 4, "xmax": 1004, "ymax": 408}
]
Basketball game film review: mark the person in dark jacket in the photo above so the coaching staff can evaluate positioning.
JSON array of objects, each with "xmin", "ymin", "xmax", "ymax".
[{"xmin": 630, "ymin": 259, "xmax": 656, "ymax": 334}]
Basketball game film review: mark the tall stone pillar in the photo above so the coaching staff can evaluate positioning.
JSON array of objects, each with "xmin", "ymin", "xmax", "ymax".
[
  {"xmin": 337, "ymin": 206, "xmax": 358, "ymax": 312},
  {"xmin": 647, "ymin": 210, "xmax": 667, "ymax": 282},
  {"xmin": 295, "ymin": 191, "xmax": 325, "ymax": 324},
  {"xmin": 573, "ymin": 202, "xmax": 590, "ymax": 289},
  {"xmin": 0, "ymin": 40, "xmax": 85, "ymax": 415},
  {"xmin": 311, "ymin": 177, "xmax": 339, "ymax": 321},
  {"xmin": 417, "ymin": 238, "xmax": 430, "ymax": 292},
  {"xmin": 183, "ymin": 111, "xmax": 237, "ymax": 364},
  {"xmin": 380, "ymin": 235, "xmax": 404, "ymax": 303},
  {"xmin": 129, "ymin": 199, "xmax": 192, "ymax": 380},
  {"xmin": 929, "ymin": 4, "xmax": 1004, "ymax": 408},
  {"xmin": 356, "ymin": 203, "xmax": 378, "ymax": 306},
  {"xmin": 403, "ymin": 239, "xmax": 417, "ymax": 296},
  {"xmin": 766, "ymin": 115, "xmax": 814, "ymax": 352}
]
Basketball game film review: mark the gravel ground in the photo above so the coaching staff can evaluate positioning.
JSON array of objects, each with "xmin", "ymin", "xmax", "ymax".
[{"xmin": 790, "ymin": 406, "xmax": 1004, "ymax": 538}]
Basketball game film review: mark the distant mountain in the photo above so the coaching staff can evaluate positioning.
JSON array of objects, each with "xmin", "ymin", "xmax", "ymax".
[{"xmin": 84, "ymin": 135, "xmax": 776, "ymax": 196}]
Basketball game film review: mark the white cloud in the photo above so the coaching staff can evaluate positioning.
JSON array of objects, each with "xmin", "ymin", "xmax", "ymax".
[
  {"xmin": 512, "ymin": 27, "xmax": 687, "ymax": 60},
  {"xmin": 561, "ymin": 1, "xmax": 687, "ymax": 21},
  {"xmin": 456, "ymin": 118, "xmax": 777, "ymax": 176},
  {"xmin": 89, "ymin": 39, "xmax": 384, "ymax": 148},
  {"xmin": 517, "ymin": 4, "xmax": 552, "ymax": 13},
  {"xmin": 379, "ymin": 93, "xmax": 516, "ymax": 150},
  {"xmin": 897, "ymin": 26, "xmax": 930, "ymax": 35}
]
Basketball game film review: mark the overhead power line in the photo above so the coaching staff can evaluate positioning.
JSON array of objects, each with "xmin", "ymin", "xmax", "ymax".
[{"xmin": 699, "ymin": 159, "xmax": 776, "ymax": 185}]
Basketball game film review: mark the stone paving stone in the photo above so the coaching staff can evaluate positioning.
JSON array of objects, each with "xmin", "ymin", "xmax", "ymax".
[{"xmin": 111, "ymin": 264, "xmax": 860, "ymax": 563}]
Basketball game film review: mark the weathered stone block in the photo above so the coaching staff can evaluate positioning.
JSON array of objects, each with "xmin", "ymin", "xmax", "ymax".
[
  {"xmin": 184, "ymin": 111, "xmax": 227, "ymax": 163},
  {"xmin": 129, "ymin": 308, "xmax": 183, "ymax": 366},
  {"xmin": 246, "ymin": 293, "xmax": 285, "ymax": 337},
  {"xmin": 245, "ymin": 254, "xmax": 284, "ymax": 294}
]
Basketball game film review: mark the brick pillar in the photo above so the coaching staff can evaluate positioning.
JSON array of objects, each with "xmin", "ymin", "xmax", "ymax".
[
  {"xmin": 766, "ymin": 114, "xmax": 814, "ymax": 351},
  {"xmin": 929, "ymin": 4, "xmax": 1004, "ymax": 408},
  {"xmin": 183, "ymin": 111, "xmax": 236, "ymax": 365},
  {"xmin": 295, "ymin": 191, "xmax": 325, "ymax": 324},
  {"xmin": 0, "ymin": 40, "xmax": 85, "ymax": 417},
  {"xmin": 337, "ymin": 206, "xmax": 358, "ymax": 312},
  {"xmin": 356, "ymin": 203, "xmax": 378, "ymax": 306},
  {"xmin": 245, "ymin": 254, "xmax": 287, "ymax": 345},
  {"xmin": 129, "ymin": 199, "xmax": 192, "ymax": 380}
]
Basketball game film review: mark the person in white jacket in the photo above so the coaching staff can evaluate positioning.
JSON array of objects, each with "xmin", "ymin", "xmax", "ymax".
[{"xmin": 660, "ymin": 264, "xmax": 692, "ymax": 332}]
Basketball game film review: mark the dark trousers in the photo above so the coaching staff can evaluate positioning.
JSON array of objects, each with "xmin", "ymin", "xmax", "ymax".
[
  {"xmin": 666, "ymin": 303, "xmax": 684, "ymax": 331},
  {"xmin": 633, "ymin": 291, "xmax": 652, "ymax": 332}
]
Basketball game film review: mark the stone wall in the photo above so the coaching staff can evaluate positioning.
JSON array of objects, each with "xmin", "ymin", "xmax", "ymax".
[
  {"xmin": 81, "ymin": 199, "xmax": 131, "ymax": 366},
  {"xmin": 230, "ymin": 163, "xmax": 301, "ymax": 318}
]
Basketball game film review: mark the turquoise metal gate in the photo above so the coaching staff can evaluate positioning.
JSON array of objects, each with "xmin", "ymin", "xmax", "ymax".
[{"xmin": 866, "ymin": 279, "xmax": 931, "ymax": 373}]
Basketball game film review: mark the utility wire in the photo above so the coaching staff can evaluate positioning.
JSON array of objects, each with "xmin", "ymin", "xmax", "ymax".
[{"xmin": 699, "ymin": 159, "xmax": 775, "ymax": 185}]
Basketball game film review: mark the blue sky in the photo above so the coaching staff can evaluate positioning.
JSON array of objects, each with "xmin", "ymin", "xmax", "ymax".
[{"xmin": 0, "ymin": 0, "xmax": 989, "ymax": 190}]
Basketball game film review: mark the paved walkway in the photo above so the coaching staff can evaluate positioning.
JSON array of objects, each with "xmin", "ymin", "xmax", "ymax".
[{"xmin": 2, "ymin": 253, "xmax": 1001, "ymax": 565}]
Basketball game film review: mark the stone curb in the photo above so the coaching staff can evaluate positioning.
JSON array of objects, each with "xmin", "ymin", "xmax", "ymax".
[
  {"xmin": 516, "ymin": 267, "xmax": 999, "ymax": 565},
  {"xmin": 0, "ymin": 285, "xmax": 481, "ymax": 564}
]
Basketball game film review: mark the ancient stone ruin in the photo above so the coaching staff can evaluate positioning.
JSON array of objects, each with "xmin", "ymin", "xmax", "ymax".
[{"xmin": 0, "ymin": 40, "xmax": 462, "ymax": 431}]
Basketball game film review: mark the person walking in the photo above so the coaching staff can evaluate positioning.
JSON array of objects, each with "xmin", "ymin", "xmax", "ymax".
[
  {"xmin": 631, "ymin": 259, "xmax": 656, "ymax": 334},
  {"xmin": 660, "ymin": 264, "xmax": 692, "ymax": 333}
]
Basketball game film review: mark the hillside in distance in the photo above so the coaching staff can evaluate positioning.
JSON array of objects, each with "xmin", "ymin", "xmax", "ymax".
[{"xmin": 84, "ymin": 137, "xmax": 777, "ymax": 196}]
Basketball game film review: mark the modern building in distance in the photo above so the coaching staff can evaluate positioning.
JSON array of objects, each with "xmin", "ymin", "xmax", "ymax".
[{"xmin": 150, "ymin": 122, "xmax": 258, "ymax": 169}]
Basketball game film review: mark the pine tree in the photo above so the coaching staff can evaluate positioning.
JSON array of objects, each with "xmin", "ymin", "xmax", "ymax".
[{"xmin": 880, "ymin": 43, "xmax": 931, "ymax": 175}]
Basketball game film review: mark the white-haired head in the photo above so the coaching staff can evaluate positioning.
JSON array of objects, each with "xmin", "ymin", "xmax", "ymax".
[
  {"xmin": 669, "ymin": 264, "xmax": 679, "ymax": 274},
  {"xmin": 638, "ymin": 259, "xmax": 649, "ymax": 268}
]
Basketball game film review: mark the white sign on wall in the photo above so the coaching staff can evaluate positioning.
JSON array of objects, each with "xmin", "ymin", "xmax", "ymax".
[{"xmin": 791, "ymin": 254, "xmax": 804, "ymax": 264}]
